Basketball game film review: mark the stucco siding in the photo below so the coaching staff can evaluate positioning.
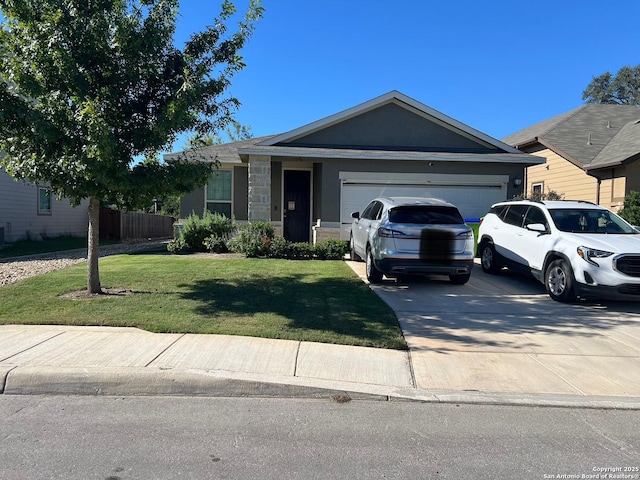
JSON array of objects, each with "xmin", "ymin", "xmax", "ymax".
[
  {"xmin": 526, "ymin": 149, "xmax": 597, "ymax": 202},
  {"xmin": 0, "ymin": 170, "xmax": 88, "ymax": 243}
]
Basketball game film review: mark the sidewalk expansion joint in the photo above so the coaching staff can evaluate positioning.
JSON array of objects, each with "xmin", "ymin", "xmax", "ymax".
[
  {"xmin": 526, "ymin": 353, "xmax": 587, "ymax": 396},
  {"xmin": 407, "ymin": 349, "xmax": 417, "ymax": 389},
  {"xmin": 0, "ymin": 331, "xmax": 66, "ymax": 363},
  {"xmin": 293, "ymin": 341, "xmax": 301, "ymax": 377},
  {"xmin": 144, "ymin": 333, "xmax": 187, "ymax": 367}
]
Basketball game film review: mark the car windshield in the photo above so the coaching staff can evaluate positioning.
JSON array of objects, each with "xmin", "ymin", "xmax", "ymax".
[
  {"xmin": 388, "ymin": 206, "xmax": 464, "ymax": 225},
  {"xmin": 548, "ymin": 208, "xmax": 637, "ymax": 234}
]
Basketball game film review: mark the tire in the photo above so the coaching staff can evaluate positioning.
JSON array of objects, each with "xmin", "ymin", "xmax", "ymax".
[
  {"xmin": 545, "ymin": 259, "xmax": 576, "ymax": 302},
  {"xmin": 365, "ymin": 247, "xmax": 383, "ymax": 284},
  {"xmin": 480, "ymin": 242, "xmax": 501, "ymax": 274},
  {"xmin": 349, "ymin": 235, "xmax": 361, "ymax": 262},
  {"xmin": 449, "ymin": 273, "xmax": 471, "ymax": 285}
]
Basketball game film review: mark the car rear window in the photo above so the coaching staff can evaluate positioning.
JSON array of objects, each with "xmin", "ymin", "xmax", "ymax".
[{"xmin": 388, "ymin": 206, "xmax": 464, "ymax": 224}]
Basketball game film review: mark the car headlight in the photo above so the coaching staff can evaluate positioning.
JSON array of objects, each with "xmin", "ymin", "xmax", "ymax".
[{"xmin": 577, "ymin": 246, "xmax": 613, "ymax": 267}]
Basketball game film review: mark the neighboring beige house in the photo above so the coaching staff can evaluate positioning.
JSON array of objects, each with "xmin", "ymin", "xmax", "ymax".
[
  {"xmin": 503, "ymin": 104, "xmax": 640, "ymax": 211},
  {"xmin": 168, "ymin": 91, "xmax": 544, "ymax": 243}
]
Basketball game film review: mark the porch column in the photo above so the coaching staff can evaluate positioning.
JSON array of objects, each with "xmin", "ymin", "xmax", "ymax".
[{"xmin": 248, "ymin": 154, "xmax": 271, "ymax": 221}]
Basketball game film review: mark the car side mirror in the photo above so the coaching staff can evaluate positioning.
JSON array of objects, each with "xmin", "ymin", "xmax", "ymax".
[
  {"xmin": 526, "ymin": 223, "xmax": 547, "ymax": 233},
  {"xmin": 351, "ymin": 211, "xmax": 360, "ymax": 219}
]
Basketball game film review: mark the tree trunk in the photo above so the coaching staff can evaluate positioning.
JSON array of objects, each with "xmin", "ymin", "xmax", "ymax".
[{"xmin": 87, "ymin": 196, "xmax": 102, "ymax": 294}]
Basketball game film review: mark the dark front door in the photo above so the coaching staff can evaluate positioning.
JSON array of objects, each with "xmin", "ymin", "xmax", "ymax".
[{"xmin": 283, "ymin": 170, "xmax": 311, "ymax": 242}]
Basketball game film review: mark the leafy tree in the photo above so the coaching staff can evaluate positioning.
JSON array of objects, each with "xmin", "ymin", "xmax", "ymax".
[
  {"xmin": 0, "ymin": 0, "xmax": 264, "ymax": 293},
  {"xmin": 582, "ymin": 64, "xmax": 640, "ymax": 105},
  {"xmin": 619, "ymin": 190, "xmax": 640, "ymax": 226},
  {"xmin": 186, "ymin": 119, "xmax": 254, "ymax": 148}
]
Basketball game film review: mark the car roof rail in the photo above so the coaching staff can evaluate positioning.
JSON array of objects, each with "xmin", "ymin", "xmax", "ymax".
[{"xmin": 561, "ymin": 199, "xmax": 597, "ymax": 205}]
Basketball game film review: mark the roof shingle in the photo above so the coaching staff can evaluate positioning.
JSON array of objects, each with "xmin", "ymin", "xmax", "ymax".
[{"xmin": 503, "ymin": 104, "xmax": 640, "ymax": 168}]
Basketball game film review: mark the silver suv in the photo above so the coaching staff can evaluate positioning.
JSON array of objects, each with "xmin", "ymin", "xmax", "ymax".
[
  {"xmin": 350, "ymin": 197, "xmax": 475, "ymax": 284},
  {"xmin": 478, "ymin": 199, "xmax": 640, "ymax": 302}
]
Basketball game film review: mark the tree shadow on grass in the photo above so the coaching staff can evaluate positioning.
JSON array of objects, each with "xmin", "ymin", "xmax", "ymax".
[{"xmin": 176, "ymin": 273, "xmax": 406, "ymax": 349}]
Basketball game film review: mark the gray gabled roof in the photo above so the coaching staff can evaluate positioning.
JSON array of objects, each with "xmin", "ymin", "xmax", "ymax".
[
  {"xmin": 164, "ymin": 92, "xmax": 544, "ymax": 166},
  {"xmin": 260, "ymin": 90, "xmax": 523, "ymax": 154},
  {"xmin": 503, "ymin": 104, "xmax": 640, "ymax": 170}
]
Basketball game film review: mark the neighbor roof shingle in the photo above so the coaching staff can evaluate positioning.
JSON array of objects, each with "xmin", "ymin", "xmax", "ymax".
[{"xmin": 503, "ymin": 104, "xmax": 640, "ymax": 169}]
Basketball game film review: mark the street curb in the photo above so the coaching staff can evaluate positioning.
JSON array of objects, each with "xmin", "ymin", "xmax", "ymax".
[
  {"xmin": 4, "ymin": 366, "xmax": 640, "ymax": 410},
  {"xmin": 2, "ymin": 366, "xmax": 389, "ymax": 401}
]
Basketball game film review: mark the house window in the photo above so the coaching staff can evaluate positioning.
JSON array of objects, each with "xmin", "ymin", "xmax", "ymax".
[
  {"xmin": 531, "ymin": 183, "xmax": 543, "ymax": 195},
  {"xmin": 206, "ymin": 170, "xmax": 232, "ymax": 217},
  {"xmin": 38, "ymin": 187, "xmax": 52, "ymax": 215}
]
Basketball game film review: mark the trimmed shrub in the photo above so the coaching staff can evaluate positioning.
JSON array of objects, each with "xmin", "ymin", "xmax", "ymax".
[
  {"xmin": 287, "ymin": 242, "xmax": 314, "ymax": 260},
  {"xmin": 179, "ymin": 211, "xmax": 235, "ymax": 252},
  {"xmin": 203, "ymin": 235, "xmax": 228, "ymax": 253},
  {"xmin": 202, "ymin": 211, "xmax": 235, "ymax": 238},
  {"xmin": 167, "ymin": 238, "xmax": 189, "ymax": 254},
  {"xmin": 314, "ymin": 239, "xmax": 349, "ymax": 260},
  {"xmin": 228, "ymin": 221, "xmax": 275, "ymax": 257},
  {"xmin": 266, "ymin": 236, "xmax": 289, "ymax": 258}
]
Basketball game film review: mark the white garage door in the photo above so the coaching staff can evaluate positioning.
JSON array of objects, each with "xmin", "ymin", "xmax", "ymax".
[{"xmin": 340, "ymin": 179, "xmax": 506, "ymax": 238}]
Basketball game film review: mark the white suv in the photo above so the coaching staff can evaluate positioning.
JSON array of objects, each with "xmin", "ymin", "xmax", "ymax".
[{"xmin": 478, "ymin": 200, "xmax": 640, "ymax": 302}]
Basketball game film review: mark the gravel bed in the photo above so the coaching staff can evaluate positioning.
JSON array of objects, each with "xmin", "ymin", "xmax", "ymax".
[{"xmin": 0, "ymin": 240, "xmax": 168, "ymax": 288}]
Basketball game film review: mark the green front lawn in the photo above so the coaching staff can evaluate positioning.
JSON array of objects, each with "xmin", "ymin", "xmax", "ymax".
[{"xmin": 0, "ymin": 254, "xmax": 406, "ymax": 350}]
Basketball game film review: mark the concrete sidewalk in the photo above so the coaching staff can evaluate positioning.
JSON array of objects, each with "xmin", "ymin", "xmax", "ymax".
[
  {"xmin": 1, "ymin": 321, "xmax": 639, "ymax": 409},
  {"xmin": 2, "ymin": 259, "xmax": 640, "ymax": 409}
]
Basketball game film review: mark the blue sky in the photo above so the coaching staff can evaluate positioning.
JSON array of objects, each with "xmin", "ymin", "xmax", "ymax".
[{"xmin": 168, "ymin": 0, "xmax": 640, "ymax": 151}]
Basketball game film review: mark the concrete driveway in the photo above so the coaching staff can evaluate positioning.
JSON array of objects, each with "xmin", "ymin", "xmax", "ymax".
[{"xmin": 347, "ymin": 259, "xmax": 640, "ymax": 399}]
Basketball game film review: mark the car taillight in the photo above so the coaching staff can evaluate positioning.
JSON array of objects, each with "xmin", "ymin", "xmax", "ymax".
[{"xmin": 378, "ymin": 227, "xmax": 405, "ymax": 238}]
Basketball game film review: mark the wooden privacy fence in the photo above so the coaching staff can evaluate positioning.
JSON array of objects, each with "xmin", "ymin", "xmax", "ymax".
[{"xmin": 100, "ymin": 208, "xmax": 174, "ymax": 240}]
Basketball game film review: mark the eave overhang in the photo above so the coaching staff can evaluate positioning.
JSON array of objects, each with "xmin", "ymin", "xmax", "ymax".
[{"xmin": 237, "ymin": 145, "xmax": 544, "ymax": 165}]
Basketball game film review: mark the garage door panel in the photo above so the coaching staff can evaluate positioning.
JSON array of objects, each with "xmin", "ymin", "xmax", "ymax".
[
  {"xmin": 342, "ymin": 184, "xmax": 434, "ymax": 217},
  {"xmin": 341, "ymin": 182, "xmax": 505, "ymax": 236}
]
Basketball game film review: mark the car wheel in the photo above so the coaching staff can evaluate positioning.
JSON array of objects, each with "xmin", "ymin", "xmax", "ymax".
[
  {"xmin": 480, "ymin": 242, "xmax": 501, "ymax": 274},
  {"xmin": 449, "ymin": 273, "xmax": 471, "ymax": 285},
  {"xmin": 365, "ymin": 247, "xmax": 383, "ymax": 284},
  {"xmin": 349, "ymin": 235, "xmax": 361, "ymax": 262},
  {"xmin": 545, "ymin": 259, "xmax": 576, "ymax": 303}
]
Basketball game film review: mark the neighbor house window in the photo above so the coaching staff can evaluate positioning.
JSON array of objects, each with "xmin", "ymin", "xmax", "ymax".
[
  {"xmin": 206, "ymin": 170, "xmax": 232, "ymax": 217},
  {"xmin": 531, "ymin": 183, "xmax": 543, "ymax": 196},
  {"xmin": 38, "ymin": 187, "xmax": 52, "ymax": 215}
]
